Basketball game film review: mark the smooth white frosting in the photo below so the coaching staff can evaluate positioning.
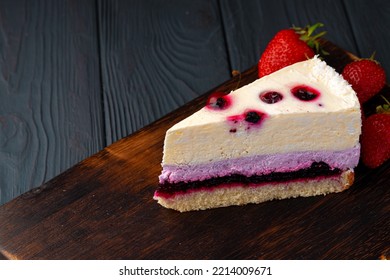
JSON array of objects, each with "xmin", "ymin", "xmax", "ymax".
[
  {"xmin": 162, "ymin": 57, "xmax": 361, "ymax": 166},
  {"xmin": 173, "ymin": 56, "xmax": 359, "ymax": 128}
]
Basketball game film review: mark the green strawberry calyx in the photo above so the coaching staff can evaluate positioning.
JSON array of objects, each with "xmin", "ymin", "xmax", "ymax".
[
  {"xmin": 368, "ymin": 51, "xmax": 381, "ymax": 63},
  {"xmin": 376, "ymin": 95, "xmax": 390, "ymax": 114},
  {"xmin": 292, "ymin": 23, "xmax": 329, "ymax": 55},
  {"xmin": 358, "ymin": 51, "xmax": 381, "ymax": 64}
]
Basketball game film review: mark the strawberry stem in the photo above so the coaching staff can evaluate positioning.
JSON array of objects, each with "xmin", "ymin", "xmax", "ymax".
[
  {"xmin": 369, "ymin": 51, "xmax": 377, "ymax": 61},
  {"xmin": 291, "ymin": 23, "xmax": 328, "ymax": 56},
  {"xmin": 376, "ymin": 95, "xmax": 390, "ymax": 114},
  {"xmin": 382, "ymin": 95, "xmax": 390, "ymax": 105},
  {"xmin": 307, "ymin": 23, "xmax": 324, "ymax": 37},
  {"xmin": 311, "ymin": 31, "xmax": 327, "ymax": 40}
]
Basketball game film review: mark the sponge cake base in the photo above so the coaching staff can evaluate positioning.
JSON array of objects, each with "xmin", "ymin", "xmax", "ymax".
[{"xmin": 154, "ymin": 170, "xmax": 354, "ymax": 212}]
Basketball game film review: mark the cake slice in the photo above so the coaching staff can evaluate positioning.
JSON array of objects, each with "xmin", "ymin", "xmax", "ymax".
[{"xmin": 154, "ymin": 57, "xmax": 361, "ymax": 212}]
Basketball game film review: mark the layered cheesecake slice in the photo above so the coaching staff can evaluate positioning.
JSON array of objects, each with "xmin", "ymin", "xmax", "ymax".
[{"xmin": 154, "ymin": 57, "xmax": 361, "ymax": 212}]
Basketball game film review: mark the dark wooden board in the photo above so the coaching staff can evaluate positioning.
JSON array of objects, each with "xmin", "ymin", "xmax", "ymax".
[
  {"xmin": 2, "ymin": 0, "xmax": 389, "ymax": 211},
  {"xmin": 0, "ymin": 0, "xmax": 104, "ymax": 205},
  {"xmin": 97, "ymin": 0, "xmax": 231, "ymax": 145},
  {"xmin": 0, "ymin": 41, "xmax": 389, "ymax": 260}
]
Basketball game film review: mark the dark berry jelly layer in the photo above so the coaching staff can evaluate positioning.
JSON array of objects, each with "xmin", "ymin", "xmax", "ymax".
[{"xmin": 157, "ymin": 162, "xmax": 341, "ymax": 196}]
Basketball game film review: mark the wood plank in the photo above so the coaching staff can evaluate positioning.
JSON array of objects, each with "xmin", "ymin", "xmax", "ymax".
[
  {"xmin": 0, "ymin": 0, "xmax": 104, "ymax": 205},
  {"xmin": 342, "ymin": 0, "xmax": 390, "ymax": 75},
  {"xmin": 219, "ymin": 0, "xmax": 359, "ymax": 72},
  {"xmin": 0, "ymin": 41, "xmax": 388, "ymax": 260},
  {"xmin": 97, "ymin": 0, "xmax": 231, "ymax": 144}
]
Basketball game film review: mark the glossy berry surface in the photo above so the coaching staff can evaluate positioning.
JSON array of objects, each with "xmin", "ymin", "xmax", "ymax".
[
  {"xmin": 227, "ymin": 110, "xmax": 267, "ymax": 128},
  {"xmin": 258, "ymin": 23, "xmax": 326, "ymax": 77},
  {"xmin": 342, "ymin": 59, "xmax": 386, "ymax": 104},
  {"xmin": 258, "ymin": 29, "xmax": 315, "ymax": 77},
  {"xmin": 291, "ymin": 85, "xmax": 320, "ymax": 101},
  {"xmin": 260, "ymin": 91, "xmax": 283, "ymax": 104},
  {"xmin": 361, "ymin": 113, "xmax": 390, "ymax": 168},
  {"xmin": 206, "ymin": 92, "xmax": 231, "ymax": 110},
  {"xmin": 245, "ymin": 111, "xmax": 261, "ymax": 123}
]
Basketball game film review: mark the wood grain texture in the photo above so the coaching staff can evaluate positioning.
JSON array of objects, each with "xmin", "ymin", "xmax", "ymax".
[
  {"xmin": 0, "ymin": 41, "xmax": 388, "ymax": 260},
  {"xmin": 343, "ymin": 0, "xmax": 390, "ymax": 77},
  {"xmin": 0, "ymin": 0, "xmax": 104, "ymax": 204},
  {"xmin": 97, "ymin": 0, "xmax": 231, "ymax": 145},
  {"xmin": 219, "ymin": 0, "xmax": 359, "ymax": 72}
]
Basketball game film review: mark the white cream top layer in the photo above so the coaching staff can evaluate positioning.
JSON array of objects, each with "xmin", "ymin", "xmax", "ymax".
[{"xmin": 163, "ymin": 57, "xmax": 361, "ymax": 166}]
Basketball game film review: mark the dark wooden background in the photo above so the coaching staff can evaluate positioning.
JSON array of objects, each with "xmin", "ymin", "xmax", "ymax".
[
  {"xmin": 0, "ymin": 0, "xmax": 389, "ymax": 260},
  {"xmin": 0, "ymin": 0, "xmax": 389, "ymax": 205}
]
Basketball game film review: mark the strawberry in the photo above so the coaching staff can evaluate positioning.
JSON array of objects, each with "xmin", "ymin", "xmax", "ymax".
[
  {"xmin": 361, "ymin": 97, "xmax": 390, "ymax": 168},
  {"xmin": 342, "ymin": 56, "xmax": 386, "ymax": 104},
  {"xmin": 258, "ymin": 23, "xmax": 326, "ymax": 77}
]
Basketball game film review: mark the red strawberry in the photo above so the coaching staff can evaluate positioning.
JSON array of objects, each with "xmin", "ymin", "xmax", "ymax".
[
  {"xmin": 361, "ymin": 113, "xmax": 390, "ymax": 168},
  {"xmin": 258, "ymin": 23, "xmax": 326, "ymax": 77},
  {"xmin": 342, "ymin": 57, "xmax": 386, "ymax": 104}
]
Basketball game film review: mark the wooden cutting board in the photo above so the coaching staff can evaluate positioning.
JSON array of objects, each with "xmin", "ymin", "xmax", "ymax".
[{"xmin": 0, "ymin": 40, "xmax": 389, "ymax": 260}]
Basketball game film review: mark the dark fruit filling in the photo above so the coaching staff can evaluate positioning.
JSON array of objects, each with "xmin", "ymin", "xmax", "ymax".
[
  {"xmin": 206, "ymin": 92, "xmax": 231, "ymax": 110},
  {"xmin": 260, "ymin": 91, "xmax": 283, "ymax": 104},
  {"xmin": 157, "ymin": 162, "xmax": 341, "ymax": 195},
  {"xmin": 215, "ymin": 97, "xmax": 226, "ymax": 107},
  {"xmin": 245, "ymin": 111, "xmax": 261, "ymax": 123},
  {"xmin": 227, "ymin": 109, "xmax": 267, "ymax": 127},
  {"xmin": 291, "ymin": 85, "xmax": 320, "ymax": 101}
]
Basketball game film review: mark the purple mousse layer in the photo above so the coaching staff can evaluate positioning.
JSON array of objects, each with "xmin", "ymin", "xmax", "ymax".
[
  {"xmin": 155, "ymin": 162, "xmax": 342, "ymax": 199},
  {"xmin": 159, "ymin": 145, "xmax": 360, "ymax": 184}
]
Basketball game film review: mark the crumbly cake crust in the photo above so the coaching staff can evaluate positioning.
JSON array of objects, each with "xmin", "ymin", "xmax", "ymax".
[{"xmin": 154, "ymin": 170, "xmax": 354, "ymax": 212}]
